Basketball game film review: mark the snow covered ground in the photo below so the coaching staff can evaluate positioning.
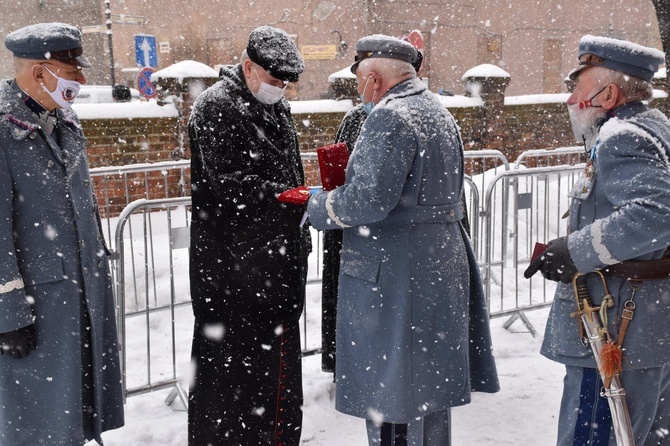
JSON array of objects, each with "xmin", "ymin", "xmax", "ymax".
[
  {"xmin": 90, "ymin": 212, "xmax": 566, "ymax": 445},
  {"xmin": 97, "ymin": 305, "xmax": 564, "ymax": 445}
]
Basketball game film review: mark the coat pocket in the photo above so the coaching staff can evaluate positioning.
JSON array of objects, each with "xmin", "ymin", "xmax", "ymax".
[
  {"xmin": 22, "ymin": 257, "xmax": 65, "ymax": 286},
  {"xmin": 340, "ymin": 250, "xmax": 381, "ymax": 284}
]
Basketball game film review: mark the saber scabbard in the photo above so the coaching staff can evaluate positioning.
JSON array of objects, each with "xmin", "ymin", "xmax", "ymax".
[{"xmin": 570, "ymin": 272, "xmax": 635, "ymax": 446}]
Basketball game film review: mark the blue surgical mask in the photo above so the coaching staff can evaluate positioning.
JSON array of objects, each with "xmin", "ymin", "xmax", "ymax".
[{"xmin": 360, "ymin": 76, "xmax": 376, "ymax": 114}]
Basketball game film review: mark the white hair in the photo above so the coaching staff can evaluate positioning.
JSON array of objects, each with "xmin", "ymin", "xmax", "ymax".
[
  {"xmin": 589, "ymin": 66, "xmax": 653, "ymax": 101},
  {"xmin": 358, "ymin": 57, "xmax": 416, "ymax": 80}
]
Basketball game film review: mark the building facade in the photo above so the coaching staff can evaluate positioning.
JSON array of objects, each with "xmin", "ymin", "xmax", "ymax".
[{"xmin": 0, "ymin": 0, "xmax": 662, "ymax": 99}]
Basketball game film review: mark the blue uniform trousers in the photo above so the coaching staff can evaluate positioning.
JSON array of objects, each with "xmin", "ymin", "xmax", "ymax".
[
  {"xmin": 365, "ymin": 409, "xmax": 451, "ymax": 446},
  {"xmin": 557, "ymin": 365, "xmax": 670, "ymax": 445}
]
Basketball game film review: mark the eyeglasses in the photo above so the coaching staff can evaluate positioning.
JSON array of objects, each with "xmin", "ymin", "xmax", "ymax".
[
  {"xmin": 41, "ymin": 62, "xmax": 84, "ymax": 76},
  {"xmin": 579, "ymin": 54, "xmax": 606, "ymax": 66}
]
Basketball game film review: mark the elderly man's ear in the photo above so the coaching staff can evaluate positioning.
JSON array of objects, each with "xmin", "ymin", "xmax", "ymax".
[{"xmin": 601, "ymin": 84, "xmax": 623, "ymax": 111}]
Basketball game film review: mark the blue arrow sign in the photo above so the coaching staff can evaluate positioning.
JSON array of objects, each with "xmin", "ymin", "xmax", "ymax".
[{"xmin": 135, "ymin": 35, "xmax": 158, "ymax": 67}]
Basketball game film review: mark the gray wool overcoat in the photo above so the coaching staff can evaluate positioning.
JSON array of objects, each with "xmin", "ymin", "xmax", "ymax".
[
  {"xmin": 0, "ymin": 80, "xmax": 124, "ymax": 444},
  {"xmin": 542, "ymin": 102, "xmax": 670, "ymax": 370},
  {"xmin": 307, "ymin": 78, "xmax": 499, "ymax": 423}
]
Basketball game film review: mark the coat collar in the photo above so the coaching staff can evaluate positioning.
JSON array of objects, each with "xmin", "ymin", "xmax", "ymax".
[
  {"xmin": 217, "ymin": 64, "xmax": 292, "ymax": 126},
  {"xmin": 377, "ymin": 77, "xmax": 427, "ymax": 108},
  {"xmin": 608, "ymin": 101, "xmax": 648, "ymax": 121},
  {"xmin": 0, "ymin": 80, "xmax": 86, "ymax": 166},
  {"xmin": 0, "ymin": 80, "xmax": 82, "ymax": 140}
]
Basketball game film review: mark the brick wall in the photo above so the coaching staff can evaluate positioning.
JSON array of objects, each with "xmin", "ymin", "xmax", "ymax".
[
  {"xmin": 83, "ymin": 115, "xmax": 184, "ymax": 217},
  {"xmin": 79, "ymin": 86, "xmax": 668, "ymax": 216}
]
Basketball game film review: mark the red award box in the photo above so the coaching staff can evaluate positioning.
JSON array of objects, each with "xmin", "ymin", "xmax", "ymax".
[
  {"xmin": 278, "ymin": 186, "xmax": 311, "ymax": 205},
  {"xmin": 317, "ymin": 143, "xmax": 349, "ymax": 191}
]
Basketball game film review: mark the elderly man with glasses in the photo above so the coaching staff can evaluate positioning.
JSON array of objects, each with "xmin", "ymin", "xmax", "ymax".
[
  {"xmin": 525, "ymin": 35, "xmax": 670, "ymax": 445},
  {"xmin": 0, "ymin": 22, "xmax": 124, "ymax": 445},
  {"xmin": 187, "ymin": 25, "xmax": 310, "ymax": 445}
]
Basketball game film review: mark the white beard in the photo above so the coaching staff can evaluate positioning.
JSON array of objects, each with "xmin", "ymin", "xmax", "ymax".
[{"xmin": 567, "ymin": 103, "xmax": 606, "ymax": 149}]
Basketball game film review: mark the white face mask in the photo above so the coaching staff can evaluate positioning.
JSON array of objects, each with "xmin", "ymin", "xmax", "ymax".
[
  {"xmin": 252, "ymin": 66, "xmax": 287, "ymax": 105},
  {"xmin": 40, "ymin": 64, "xmax": 81, "ymax": 109}
]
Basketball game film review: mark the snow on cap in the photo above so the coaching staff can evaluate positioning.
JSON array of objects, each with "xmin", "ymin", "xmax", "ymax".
[
  {"xmin": 4, "ymin": 22, "xmax": 91, "ymax": 68},
  {"xmin": 246, "ymin": 26, "xmax": 304, "ymax": 82},
  {"xmin": 568, "ymin": 34, "xmax": 664, "ymax": 83},
  {"xmin": 351, "ymin": 34, "xmax": 418, "ymax": 74}
]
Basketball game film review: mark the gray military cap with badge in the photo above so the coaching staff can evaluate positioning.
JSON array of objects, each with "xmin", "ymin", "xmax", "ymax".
[
  {"xmin": 246, "ymin": 25, "xmax": 304, "ymax": 82},
  {"xmin": 4, "ymin": 22, "xmax": 91, "ymax": 68},
  {"xmin": 569, "ymin": 34, "xmax": 664, "ymax": 83},
  {"xmin": 350, "ymin": 34, "xmax": 418, "ymax": 74}
]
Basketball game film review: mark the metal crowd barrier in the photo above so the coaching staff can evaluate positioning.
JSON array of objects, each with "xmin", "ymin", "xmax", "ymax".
[
  {"xmin": 514, "ymin": 145, "xmax": 587, "ymax": 169},
  {"xmin": 98, "ymin": 147, "xmax": 586, "ymax": 399},
  {"xmin": 480, "ymin": 164, "xmax": 585, "ymax": 335}
]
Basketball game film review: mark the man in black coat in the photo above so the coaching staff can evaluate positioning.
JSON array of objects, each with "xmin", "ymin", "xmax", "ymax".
[{"xmin": 187, "ymin": 25, "xmax": 310, "ymax": 446}]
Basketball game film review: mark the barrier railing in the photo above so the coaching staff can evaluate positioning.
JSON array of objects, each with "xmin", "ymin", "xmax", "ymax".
[
  {"xmin": 514, "ymin": 145, "xmax": 586, "ymax": 169},
  {"xmin": 480, "ymin": 164, "xmax": 585, "ymax": 334},
  {"xmin": 101, "ymin": 147, "xmax": 586, "ymax": 399}
]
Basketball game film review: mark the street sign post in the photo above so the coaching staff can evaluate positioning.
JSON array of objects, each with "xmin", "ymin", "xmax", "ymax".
[
  {"xmin": 111, "ymin": 14, "xmax": 146, "ymax": 25},
  {"xmin": 135, "ymin": 35, "xmax": 158, "ymax": 67},
  {"xmin": 137, "ymin": 67, "xmax": 157, "ymax": 99}
]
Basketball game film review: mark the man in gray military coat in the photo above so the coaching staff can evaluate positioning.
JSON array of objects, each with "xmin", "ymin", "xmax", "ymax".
[
  {"xmin": 525, "ymin": 35, "xmax": 670, "ymax": 445},
  {"xmin": 306, "ymin": 34, "xmax": 499, "ymax": 446},
  {"xmin": 0, "ymin": 23, "xmax": 124, "ymax": 444}
]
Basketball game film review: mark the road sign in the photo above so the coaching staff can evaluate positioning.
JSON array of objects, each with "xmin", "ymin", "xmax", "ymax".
[
  {"xmin": 81, "ymin": 25, "xmax": 108, "ymax": 34},
  {"xmin": 135, "ymin": 35, "xmax": 158, "ymax": 67},
  {"xmin": 137, "ymin": 67, "xmax": 157, "ymax": 99},
  {"xmin": 111, "ymin": 14, "xmax": 146, "ymax": 25}
]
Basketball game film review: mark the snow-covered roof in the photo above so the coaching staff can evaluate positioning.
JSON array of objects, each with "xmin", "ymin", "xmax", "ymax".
[
  {"xmin": 289, "ymin": 99, "xmax": 354, "ymax": 114},
  {"xmin": 328, "ymin": 66, "xmax": 357, "ymax": 82},
  {"xmin": 505, "ymin": 93, "xmax": 570, "ymax": 106},
  {"xmin": 461, "ymin": 64, "xmax": 510, "ymax": 80},
  {"xmin": 151, "ymin": 60, "xmax": 218, "ymax": 83},
  {"xmin": 73, "ymin": 101, "xmax": 179, "ymax": 119},
  {"xmin": 655, "ymin": 67, "xmax": 667, "ymax": 79}
]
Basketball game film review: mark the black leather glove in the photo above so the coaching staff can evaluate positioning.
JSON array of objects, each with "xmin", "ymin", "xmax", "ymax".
[
  {"xmin": 523, "ymin": 236, "xmax": 578, "ymax": 283},
  {"xmin": 0, "ymin": 325, "xmax": 36, "ymax": 359}
]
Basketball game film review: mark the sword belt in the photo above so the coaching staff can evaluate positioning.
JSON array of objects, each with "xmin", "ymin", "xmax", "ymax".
[{"xmin": 601, "ymin": 256, "xmax": 670, "ymax": 280}]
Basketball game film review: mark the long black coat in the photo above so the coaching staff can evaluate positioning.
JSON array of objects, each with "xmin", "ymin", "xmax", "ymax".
[{"xmin": 188, "ymin": 64, "xmax": 310, "ymax": 323}]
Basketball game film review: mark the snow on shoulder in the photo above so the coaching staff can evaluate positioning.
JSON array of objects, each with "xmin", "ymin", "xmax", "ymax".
[
  {"xmin": 151, "ymin": 60, "xmax": 219, "ymax": 83},
  {"xmin": 461, "ymin": 64, "xmax": 510, "ymax": 80}
]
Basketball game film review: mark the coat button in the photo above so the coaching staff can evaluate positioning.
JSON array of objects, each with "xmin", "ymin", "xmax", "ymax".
[
  {"xmin": 449, "ymin": 209, "xmax": 455, "ymax": 217},
  {"xmin": 29, "ymin": 132, "xmax": 37, "ymax": 140}
]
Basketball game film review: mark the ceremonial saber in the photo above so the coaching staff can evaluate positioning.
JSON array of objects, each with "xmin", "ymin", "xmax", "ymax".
[{"xmin": 572, "ymin": 272, "xmax": 635, "ymax": 446}]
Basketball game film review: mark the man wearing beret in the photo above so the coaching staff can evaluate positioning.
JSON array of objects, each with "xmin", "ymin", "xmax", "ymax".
[
  {"xmin": 0, "ymin": 23, "xmax": 124, "ymax": 444},
  {"xmin": 187, "ymin": 25, "xmax": 310, "ymax": 445},
  {"xmin": 525, "ymin": 35, "xmax": 670, "ymax": 444},
  {"xmin": 306, "ymin": 34, "xmax": 499, "ymax": 446}
]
